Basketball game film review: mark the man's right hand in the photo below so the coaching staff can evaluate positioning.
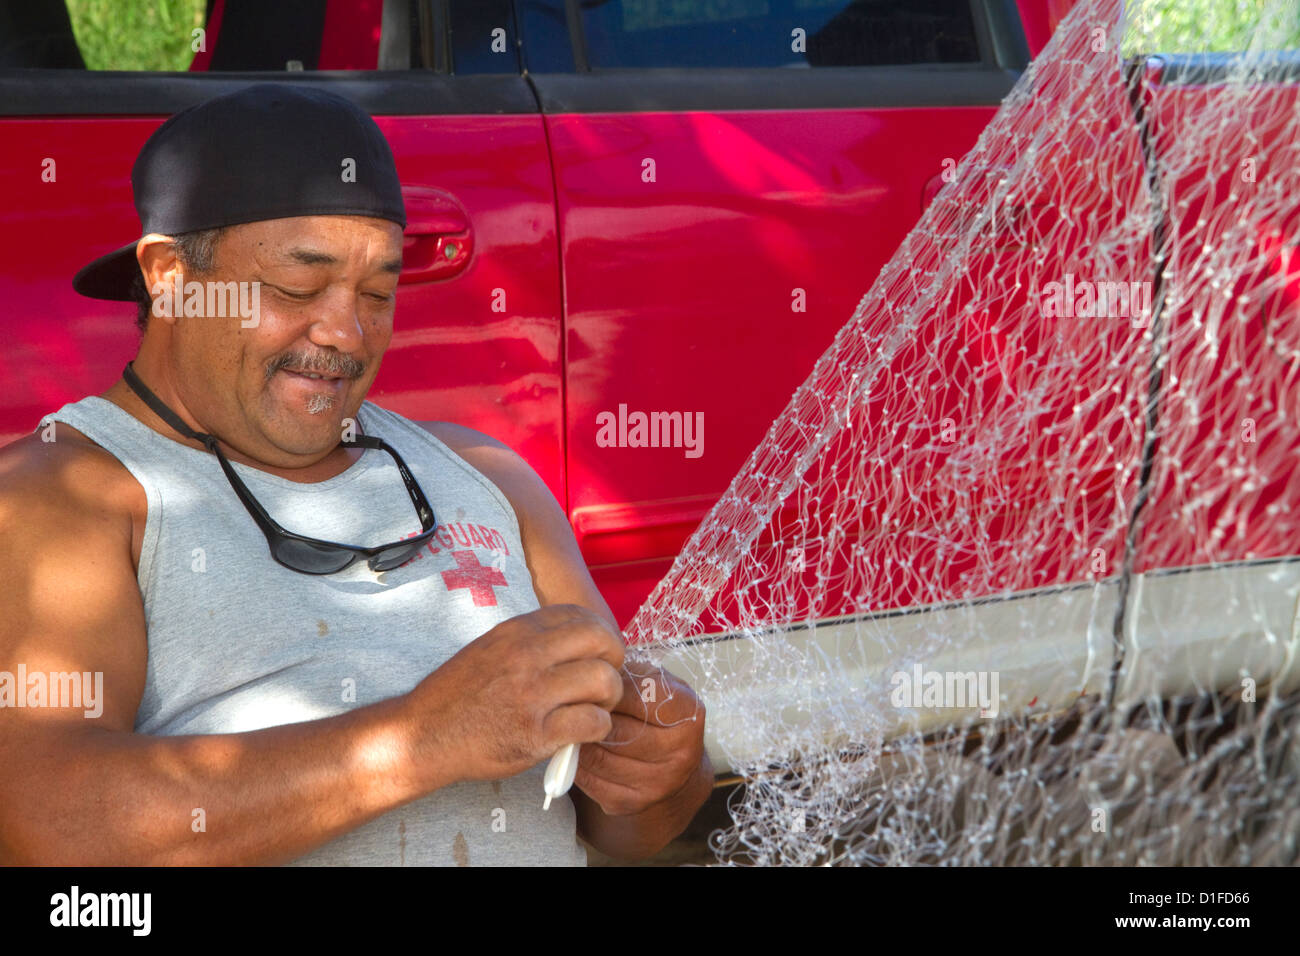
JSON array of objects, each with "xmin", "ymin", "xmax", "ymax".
[{"xmin": 403, "ymin": 603, "xmax": 627, "ymax": 786}]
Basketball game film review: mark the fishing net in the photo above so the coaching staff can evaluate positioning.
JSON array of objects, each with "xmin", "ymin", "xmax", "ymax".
[{"xmin": 625, "ymin": 0, "xmax": 1300, "ymax": 865}]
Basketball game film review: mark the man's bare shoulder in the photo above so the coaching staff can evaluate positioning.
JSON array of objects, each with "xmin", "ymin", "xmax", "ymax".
[
  {"xmin": 0, "ymin": 423, "xmax": 144, "ymax": 564},
  {"xmin": 0, "ymin": 422, "xmax": 149, "ymax": 734},
  {"xmin": 0, "ymin": 425, "xmax": 138, "ymax": 512},
  {"xmin": 418, "ymin": 420, "xmax": 513, "ymax": 456},
  {"xmin": 413, "ymin": 420, "xmax": 564, "ymax": 539},
  {"xmin": 415, "ymin": 421, "xmax": 538, "ymax": 494}
]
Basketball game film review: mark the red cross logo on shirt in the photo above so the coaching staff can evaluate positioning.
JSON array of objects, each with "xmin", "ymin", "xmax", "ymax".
[{"xmin": 441, "ymin": 550, "xmax": 509, "ymax": 607}]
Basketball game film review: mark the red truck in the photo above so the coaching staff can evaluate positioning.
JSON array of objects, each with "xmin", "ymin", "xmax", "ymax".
[
  {"xmin": 2, "ymin": 0, "xmax": 1297, "ymax": 707},
  {"xmin": 0, "ymin": 0, "xmax": 1071, "ymax": 627}
]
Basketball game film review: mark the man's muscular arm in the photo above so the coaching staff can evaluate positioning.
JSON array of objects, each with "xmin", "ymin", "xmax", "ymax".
[
  {"xmin": 0, "ymin": 431, "xmax": 621, "ymax": 865},
  {"xmin": 425, "ymin": 423, "xmax": 714, "ymax": 861},
  {"xmin": 0, "ymin": 433, "xmax": 441, "ymax": 865}
]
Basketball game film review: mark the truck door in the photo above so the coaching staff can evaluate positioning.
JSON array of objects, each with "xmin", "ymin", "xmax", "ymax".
[{"xmin": 521, "ymin": 0, "xmax": 1034, "ymax": 624}]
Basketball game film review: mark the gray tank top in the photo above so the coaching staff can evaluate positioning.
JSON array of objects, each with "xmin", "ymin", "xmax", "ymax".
[{"xmin": 46, "ymin": 395, "xmax": 587, "ymax": 867}]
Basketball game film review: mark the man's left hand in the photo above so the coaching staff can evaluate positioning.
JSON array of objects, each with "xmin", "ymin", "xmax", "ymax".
[{"xmin": 574, "ymin": 661, "xmax": 711, "ymax": 818}]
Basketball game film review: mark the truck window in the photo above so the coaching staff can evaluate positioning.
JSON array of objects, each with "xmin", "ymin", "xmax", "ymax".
[
  {"xmin": 450, "ymin": 0, "xmax": 521, "ymax": 73},
  {"xmin": 575, "ymin": 0, "xmax": 982, "ymax": 69},
  {"xmin": 7, "ymin": 0, "xmax": 426, "ymax": 72}
]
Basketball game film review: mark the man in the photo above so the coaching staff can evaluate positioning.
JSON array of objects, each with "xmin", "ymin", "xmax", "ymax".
[{"xmin": 0, "ymin": 84, "xmax": 712, "ymax": 865}]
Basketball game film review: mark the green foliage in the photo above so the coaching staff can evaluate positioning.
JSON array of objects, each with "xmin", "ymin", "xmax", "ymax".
[
  {"xmin": 65, "ymin": 0, "xmax": 207, "ymax": 72},
  {"xmin": 1124, "ymin": 0, "xmax": 1300, "ymax": 55}
]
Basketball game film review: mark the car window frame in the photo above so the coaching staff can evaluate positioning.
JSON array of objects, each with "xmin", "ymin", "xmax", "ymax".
[
  {"xmin": 541, "ymin": 0, "xmax": 1030, "ymax": 75},
  {"xmin": 0, "ymin": 0, "xmax": 536, "ymax": 116}
]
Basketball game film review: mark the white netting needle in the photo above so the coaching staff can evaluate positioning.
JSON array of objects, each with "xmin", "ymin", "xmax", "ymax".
[{"xmin": 542, "ymin": 742, "xmax": 579, "ymax": 810}]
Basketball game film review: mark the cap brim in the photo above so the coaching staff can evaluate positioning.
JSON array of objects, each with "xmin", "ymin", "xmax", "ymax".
[{"xmin": 72, "ymin": 240, "xmax": 143, "ymax": 301}]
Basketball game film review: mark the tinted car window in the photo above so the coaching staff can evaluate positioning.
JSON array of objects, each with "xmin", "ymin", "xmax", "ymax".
[
  {"xmin": 2, "ymin": 0, "xmax": 424, "ymax": 72},
  {"xmin": 579, "ymin": 0, "xmax": 982, "ymax": 69},
  {"xmin": 450, "ymin": 0, "xmax": 520, "ymax": 74},
  {"xmin": 517, "ymin": 0, "xmax": 573, "ymax": 72}
]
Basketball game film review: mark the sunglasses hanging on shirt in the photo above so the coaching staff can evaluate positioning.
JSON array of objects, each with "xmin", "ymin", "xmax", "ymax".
[{"xmin": 121, "ymin": 362, "xmax": 438, "ymax": 574}]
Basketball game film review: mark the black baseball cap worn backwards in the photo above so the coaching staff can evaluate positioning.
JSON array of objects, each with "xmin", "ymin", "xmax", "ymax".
[{"xmin": 73, "ymin": 83, "xmax": 407, "ymax": 302}]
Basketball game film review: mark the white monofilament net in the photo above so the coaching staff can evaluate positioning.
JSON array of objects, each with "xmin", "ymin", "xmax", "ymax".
[{"xmin": 624, "ymin": 0, "xmax": 1300, "ymax": 865}]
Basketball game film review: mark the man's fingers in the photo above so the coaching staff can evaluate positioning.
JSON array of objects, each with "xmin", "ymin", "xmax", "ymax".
[
  {"xmin": 541, "ymin": 702, "xmax": 613, "ymax": 751},
  {"xmin": 574, "ymin": 735, "xmax": 704, "ymax": 814},
  {"xmin": 544, "ymin": 658, "xmax": 624, "ymax": 711},
  {"xmin": 582, "ymin": 712, "xmax": 705, "ymax": 765},
  {"xmin": 610, "ymin": 664, "xmax": 703, "ymax": 725},
  {"xmin": 575, "ymin": 743, "xmax": 656, "ymax": 791},
  {"xmin": 532, "ymin": 604, "xmax": 626, "ymax": 670}
]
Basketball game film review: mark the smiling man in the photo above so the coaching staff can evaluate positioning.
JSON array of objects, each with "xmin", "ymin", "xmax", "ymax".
[{"xmin": 0, "ymin": 85, "xmax": 711, "ymax": 866}]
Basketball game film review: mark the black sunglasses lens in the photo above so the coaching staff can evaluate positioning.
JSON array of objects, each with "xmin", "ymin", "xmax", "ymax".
[
  {"xmin": 370, "ymin": 542, "xmax": 424, "ymax": 572},
  {"xmin": 276, "ymin": 538, "xmax": 356, "ymax": 574}
]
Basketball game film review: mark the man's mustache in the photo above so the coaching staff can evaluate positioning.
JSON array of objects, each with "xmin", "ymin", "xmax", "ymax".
[{"xmin": 266, "ymin": 352, "xmax": 366, "ymax": 382}]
